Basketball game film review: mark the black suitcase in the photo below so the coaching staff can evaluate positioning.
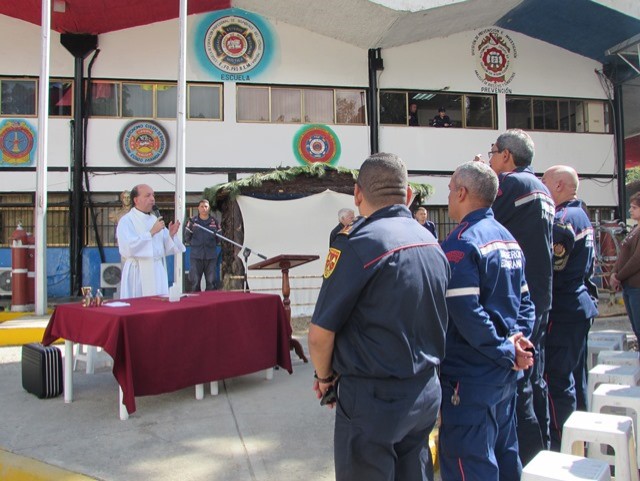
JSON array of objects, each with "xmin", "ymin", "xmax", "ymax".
[{"xmin": 21, "ymin": 343, "xmax": 63, "ymax": 399}]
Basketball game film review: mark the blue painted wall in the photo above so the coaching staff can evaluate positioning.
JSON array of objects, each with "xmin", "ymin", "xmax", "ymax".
[
  {"xmin": 0, "ymin": 246, "xmax": 220, "ymax": 298},
  {"xmin": 0, "ymin": 247, "xmax": 74, "ymax": 297}
]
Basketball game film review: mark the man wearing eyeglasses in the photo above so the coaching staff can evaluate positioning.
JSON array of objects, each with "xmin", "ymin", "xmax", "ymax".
[{"xmin": 486, "ymin": 129, "xmax": 554, "ymax": 465}]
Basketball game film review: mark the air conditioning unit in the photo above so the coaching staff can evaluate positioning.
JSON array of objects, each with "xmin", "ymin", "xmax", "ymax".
[
  {"xmin": 576, "ymin": 101, "xmax": 606, "ymax": 133},
  {"xmin": 100, "ymin": 263, "xmax": 122, "ymax": 288},
  {"xmin": 0, "ymin": 268, "xmax": 11, "ymax": 295}
]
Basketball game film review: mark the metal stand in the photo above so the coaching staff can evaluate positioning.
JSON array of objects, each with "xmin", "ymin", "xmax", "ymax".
[
  {"xmin": 241, "ymin": 247, "xmax": 251, "ymax": 291},
  {"xmin": 193, "ymin": 223, "xmax": 267, "ymax": 292}
]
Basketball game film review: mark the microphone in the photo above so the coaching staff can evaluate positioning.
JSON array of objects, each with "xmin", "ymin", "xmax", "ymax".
[{"xmin": 151, "ymin": 205, "xmax": 162, "ymax": 220}]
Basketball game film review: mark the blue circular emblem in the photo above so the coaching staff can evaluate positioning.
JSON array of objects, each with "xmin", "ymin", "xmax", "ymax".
[
  {"xmin": 119, "ymin": 120, "xmax": 169, "ymax": 166},
  {"xmin": 194, "ymin": 9, "xmax": 275, "ymax": 81},
  {"xmin": 205, "ymin": 15, "xmax": 264, "ymax": 74},
  {"xmin": 0, "ymin": 119, "xmax": 36, "ymax": 166}
]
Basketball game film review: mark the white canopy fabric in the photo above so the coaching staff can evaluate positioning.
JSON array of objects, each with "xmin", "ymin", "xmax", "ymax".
[{"xmin": 237, "ymin": 189, "xmax": 355, "ymax": 317}]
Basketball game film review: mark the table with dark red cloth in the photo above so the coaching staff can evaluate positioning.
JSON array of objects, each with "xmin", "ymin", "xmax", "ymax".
[{"xmin": 42, "ymin": 291, "xmax": 293, "ymax": 415}]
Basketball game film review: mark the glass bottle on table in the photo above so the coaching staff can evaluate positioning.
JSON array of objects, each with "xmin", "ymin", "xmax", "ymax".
[{"xmin": 95, "ymin": 289, "xmax": 103, "ymax": 307}]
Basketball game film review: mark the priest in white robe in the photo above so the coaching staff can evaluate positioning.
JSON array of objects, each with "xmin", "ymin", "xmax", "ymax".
[{"xmin": 116, "ymin": 184, "xmax": 185, "ymax": 299}]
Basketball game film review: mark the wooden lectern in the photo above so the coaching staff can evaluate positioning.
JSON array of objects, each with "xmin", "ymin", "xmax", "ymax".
[{"xmin": 249, "ymin": 254, "xmax": 319, "ymax": 363}]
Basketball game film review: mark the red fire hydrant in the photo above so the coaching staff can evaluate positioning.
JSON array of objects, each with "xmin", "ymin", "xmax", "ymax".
[{"xmin": 10, "ymin": 223, "xmax": 34, "ymax": 312}]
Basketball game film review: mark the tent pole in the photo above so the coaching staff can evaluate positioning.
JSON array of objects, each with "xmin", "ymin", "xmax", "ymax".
[
  {"xmin": 174, "ymin": 0, "xmax": 188, "ymax": 291},
  {"xmin": 35, "ymin": 0, "xmax": 52, "ymax": 315}
]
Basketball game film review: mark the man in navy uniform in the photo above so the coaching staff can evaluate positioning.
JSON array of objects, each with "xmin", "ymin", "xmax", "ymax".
[
  {"xmin": 184, "ymin": 199, "xmax": 221, "ymax": 291},
  {"xmin": 308, "ymin": 152, "xmax": 449, "ymax": 481},
  {"xmin": 488, "ymin": 129, "xmax": 554, "ymax": 464},
  {"xmin": 541, "ymin": 165, "xmax": 598, "ymax": 451},
  {"xmin": 414, "ymin": 206, "xmax": 438, "ymax": 240},
  {"xmin": 432, "ymin": 107, "xmax": 451, "ymax": 127},
  {"xmin": 439, "ymin": 161, "xmax": 535, "ymax": 481}
]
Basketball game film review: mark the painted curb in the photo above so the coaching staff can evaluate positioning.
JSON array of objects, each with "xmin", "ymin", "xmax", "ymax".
[
  {"xmin": 0, "ymin": 327, "xmax": 47, "ymax": 347},
  {"xmin": 0, "ymin": 311, "xmax": 54, "ymax": 347},
  {"xmin": 0, "ymin": 449, "xmax": 98, "ymax": 481}
]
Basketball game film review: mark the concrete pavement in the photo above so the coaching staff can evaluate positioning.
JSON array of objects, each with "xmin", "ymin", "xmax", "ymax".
[
  {"xmin": 0, "ymin": 330, "xmax": 337, "ymax": 481},
  {"xmin": 0, "ymin": 304, "xmax": 634, "ymax": 481}
]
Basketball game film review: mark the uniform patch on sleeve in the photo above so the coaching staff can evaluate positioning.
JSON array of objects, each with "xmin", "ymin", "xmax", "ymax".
[
  {"xmin": 446, "ymin": 250, "xmax": 465, "ymax": 263},
  {"xmin": 324, "ymin": 248, "xmax": 341, "ymax": 278},
  {"xmin": 339, "ymin": 224, "xmax": 354, "ymax": 236},
  {"xmin": 553, "ymin": 242, "xmax": 569, "ymax": 271}
]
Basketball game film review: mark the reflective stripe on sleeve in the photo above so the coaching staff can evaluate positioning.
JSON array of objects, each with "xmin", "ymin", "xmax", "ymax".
[{"xmin": 446, "ymin": 287, "xmax": 480, "ymax": 298}]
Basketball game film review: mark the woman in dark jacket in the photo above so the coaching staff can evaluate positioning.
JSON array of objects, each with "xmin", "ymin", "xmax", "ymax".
[{"xmin": 610, "ymin": 192, "xmax": 640, "ymax": 341}]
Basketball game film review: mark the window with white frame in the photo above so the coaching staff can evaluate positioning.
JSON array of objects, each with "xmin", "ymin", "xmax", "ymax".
[
  {"xmin": 188, "ymin": 84, "xmax": 222, "ymax": 120},
  {"xmin": 0, "ymin": 79, "xmax": 36, "ymax": 116},
  {"xmin": 380, "ymin": 90, "xmax": 496, "ymax": 129},
  {"xmin": 48, "ymin": 80, "xmax": 73, "ymax": 117},
  {"xmin": 506, "ymin": 96, "xmax": 611, "ymax": 133},
  {"xmin": 236, "ymin": 84, "xmax": 366, "ymax": 125},
  {"xmin": 88, "ymin": 80, "xmax": 223, "ymax": 120}
]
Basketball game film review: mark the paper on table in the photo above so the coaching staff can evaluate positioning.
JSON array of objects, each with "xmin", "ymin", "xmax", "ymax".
[{"xmin": 104, "ymin": 301, "xmax": 131, "ymax": 307}]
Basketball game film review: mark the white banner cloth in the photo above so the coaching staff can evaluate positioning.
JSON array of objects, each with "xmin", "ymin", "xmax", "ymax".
[{"xmin": 237, "ymin": 190, "xmax": 355, "ymax": 317}]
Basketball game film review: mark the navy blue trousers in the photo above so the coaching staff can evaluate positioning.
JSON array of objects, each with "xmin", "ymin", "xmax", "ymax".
[
  {"xmin": 545, "ymin": 317, "xmax": 592, "ymax": 451},
  {"xmin": 439, "ymin": 380, "xmax": 521, "ymax": 481},
  {"xmin": 573, "ymin": 318, "xmax": 593, "ymax": 411},
  {"xmin": 189, "ymin": 256, "xmax": 217, "ymax": 291},
  {"xmin": 516, "ymin": 310, "xmax": 550, "ymax": 465},
  {"xmin": 334, "ymin": 372, "xmax": 440, "ymax": 481}
]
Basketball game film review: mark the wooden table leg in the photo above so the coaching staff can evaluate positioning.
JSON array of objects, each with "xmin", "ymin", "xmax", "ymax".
[{"xmin": 290, "ymin": 338, "xmax": 308, "ymax": 363}]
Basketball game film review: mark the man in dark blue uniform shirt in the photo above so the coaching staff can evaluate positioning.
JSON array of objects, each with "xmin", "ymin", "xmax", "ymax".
[
  {"xmin": 488, "ymin": 129, "xmax": 554, "ymax": 464},
  {"xmin": 308, "ymin": 152, "xmax": 449, "ymax": 481},
  {"xmin": 439, "ymin": 161, "xmax": 535, "ymax": 481},
  {"xmin": 541, "ymin": 165, "xmax": 598, "ymax": 451},
  {"xmin": 432, "ymin": 107, "xmax": 451, "ymax": 127},
  {"xmin": 414, "ymin": 206, "xmax": 438, "ymax": 240},
  {"xmin": 184, "ymin": 199, "xmax": 221, "ymax": 291}
]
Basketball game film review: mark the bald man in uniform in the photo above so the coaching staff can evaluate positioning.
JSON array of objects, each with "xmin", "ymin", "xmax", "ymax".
[{"xmin": 541, "ymin": 165, "xmax": 598, "ymax": 451}]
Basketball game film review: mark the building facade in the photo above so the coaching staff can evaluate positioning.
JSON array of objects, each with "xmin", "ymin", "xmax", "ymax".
[{"xmin": 0, "ymin": 5, "xmax": 631, "ymax": 298}]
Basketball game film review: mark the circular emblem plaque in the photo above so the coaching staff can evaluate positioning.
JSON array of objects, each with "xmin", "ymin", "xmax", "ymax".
[
  {"xmin": 204, "ymin": 15, "xmax": 264, "ymax": 74},
  {"xmin": 119, "ymin": 120, "xmax": 169, "ymax": 166},
  {"xmin": 293, "ymin": 125, "xmax": 341, "ymax": 166},
  {"xmin": 472, "ymin": 28, "xmax": 517, "ymax": 89},
  {"xmin": 0, "ymin": 120, "xmax": 36, "ymax": 166}
]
